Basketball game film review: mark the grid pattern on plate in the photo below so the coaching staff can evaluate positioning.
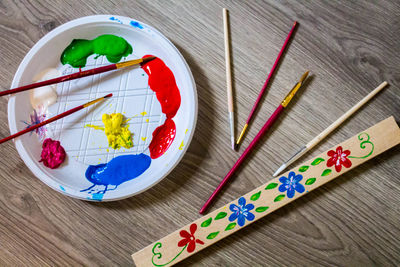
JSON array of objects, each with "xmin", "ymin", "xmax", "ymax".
[{"xmin": 48, "ymin": 55, "xmax": 164, "ymax": 165}]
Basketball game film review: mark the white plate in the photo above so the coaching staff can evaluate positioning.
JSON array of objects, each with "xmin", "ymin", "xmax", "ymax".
[{"xmin": 8, "ymin": 15, "xmax": 197, "ymax": 201}]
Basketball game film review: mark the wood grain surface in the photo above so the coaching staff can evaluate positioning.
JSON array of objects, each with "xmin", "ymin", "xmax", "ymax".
[{"xmin": 0, "ymin": 1, "xmax": 399, "ymax": 266}]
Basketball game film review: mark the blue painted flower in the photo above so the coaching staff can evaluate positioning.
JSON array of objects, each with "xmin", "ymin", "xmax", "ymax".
[
  {"xmin": 278, "ymin": 171, "xmax": 305, "ymax": 198},
  {"xmin": 229, "ymin": 197, "xmax": 255, "ymax": 227}
]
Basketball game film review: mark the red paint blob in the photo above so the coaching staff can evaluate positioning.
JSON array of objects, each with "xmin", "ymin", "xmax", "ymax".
[
  {"xmin": 142, "ymin": 55, "xmax": 181, "ymax": 159},
  {"xmin": 149, "ymin": 118, "xmax": 176, "ymax": 159},
  {"xmin": 141, "ymin": 55, "xmax": 181, "ymax": 118},
  {"xmin": 39, "ymin": 138, "xmax": 66, "ymax": 169}
]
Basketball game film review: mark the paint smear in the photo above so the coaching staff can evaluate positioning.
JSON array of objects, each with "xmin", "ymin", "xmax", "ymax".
[
  {"xmin": 81, "ymin": 154, "xmax": 151, "ymax": 193},
  {"xmin": 141, "ymin": 55, "xmax": 181, "ymax": 118},
  {"xmin": 179, "ymin": 140, "xmax": 184, "ymax": 150},
  {"xmin": 130, "ymin": 20, "xmax": 144, "ymax": 29},
  {"xmin": 86, "ymin": 113, "xmax": 133, "ymax": 150},
  {"xmin": 61, "ymin": 34, "xmax": 133, "ymax": 68},
  {"xmin": 141, "ymin": 55, "xmax": 181, "ymax": 159},
  {"xmin": 149, "ymin": 118, "xmax": 176, "ymax": 159}
]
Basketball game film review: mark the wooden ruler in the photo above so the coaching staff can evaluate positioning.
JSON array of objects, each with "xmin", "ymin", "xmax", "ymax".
[{"xmin": 132, "ymin": 116, "xmax": 400, "ymax": 267}]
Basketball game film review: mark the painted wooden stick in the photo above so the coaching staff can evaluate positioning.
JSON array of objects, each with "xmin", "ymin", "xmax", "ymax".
[
  {"xmin": 132, "ymin": 116, "xmax": 400, "ymax": 267},
  {"xmin": 0, "ymin": 57, "xmax": 155, "ymax": 97},
  {"xmin": 223, "ymin": 8, "xmax": 235, "ymax": 150},
  {"xmin": 273, "ymin": 81, "xmax": 388, "ymax": 177}
]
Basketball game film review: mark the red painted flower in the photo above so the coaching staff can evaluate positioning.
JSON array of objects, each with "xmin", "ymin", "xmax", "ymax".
[
  {"xmin": 178, "ymin": 223, "xmax": 204, "ymax": 253},
  {"xmin": 327, "ymin": 146, "xmax": 352, "ymax": 172}
]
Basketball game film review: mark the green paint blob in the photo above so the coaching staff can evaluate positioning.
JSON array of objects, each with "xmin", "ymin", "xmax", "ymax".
[{"xmin": 61, "ymin": 34, "xmax": 133, "ymax": 68}]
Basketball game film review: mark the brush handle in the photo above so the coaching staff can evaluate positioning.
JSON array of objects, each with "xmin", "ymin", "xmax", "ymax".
[
  {"xmin": 245, "ymin": 22, "xmax": 297, "ymax": 125},
  {"xmin": 306, "ymin": 81, "xmax": 388, "ymax": 151},
  {"xmin": 200, "ymin": 104, "xmax": 284, "ymax": 214},
  {"xmin": 1, "ymin": 64, "xmax": 117, "ymax": 97}
]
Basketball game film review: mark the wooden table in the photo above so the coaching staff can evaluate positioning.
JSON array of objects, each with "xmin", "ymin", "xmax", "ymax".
[{"xmin": 0, "ymin": 1, "xmax": 399, "ymax": 266}]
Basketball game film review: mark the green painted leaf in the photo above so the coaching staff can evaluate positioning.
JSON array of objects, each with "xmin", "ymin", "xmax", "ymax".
[
  {"xmin": 321, "ymin": 169, "xmax": 332, "ymax": 176},
  {"xmin": 305, "ymin": 178, "xmax": 316, "ymax": 185},
  {"xmin": 274, "ymin": 194, "xmax": 285, "ymax": 202},
  {"xmin": 298, "ymin": 165, "xmax": 309, "ymax": 172},
  {"xmin": 225, "ymin": 222, "xmax": 236, "ymax": 231},
  {"xmin": 311, "ymin": 157, "xmax": 325, "ymax": 166},
  {"xmin": 207, "ymin": 231, "xmax": 220, "ymax": 239},
  {"xmin": 215, "ymin": 212, "xmax": 227, "ymax": 220},
  {"xmin": 207, "ymin": 231, "xmax": 219, "ymax": 239},
  {"xmin": 201, "ymin": 217, "xmax": 212, "ymax": 227},
  {"xmin": 255, "ymin": 206, "xmax": 269, "ymax": 212},
  {"xmin": 250, "ymin": 191, "xmax": 261, "ymax": 201},
  {"xmin": 265, "ymin": 183, "xmax": 278, "ymax": 190}
]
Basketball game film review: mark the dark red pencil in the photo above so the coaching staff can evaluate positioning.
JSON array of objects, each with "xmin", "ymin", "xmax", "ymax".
[
  {"xmin": 1, "ymin": 57, "xmax": 155, "ymax": 97},
  {"xmin": 0, "ymin": 93, "xmax": 112, "ymax": 144},
  {"xmin": 199, "ymin": 71, "xmax": 309, "ymax": 214}
]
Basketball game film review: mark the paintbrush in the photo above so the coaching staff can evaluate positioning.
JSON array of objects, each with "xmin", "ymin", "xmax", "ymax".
[
  {"xmin": 1, "ymin": 57, "xmax": 156, "ymax": 97},
  {"xmin": 235, "ymin": 21, "xmax": 297, "ymax": 149},
  {"xmin": 199, "ymin": 71, "xmax": 309, "ymax": 214},
  {"xmin": 273, "ymin": 81, "xmax": 388, "ymax": 177},
  {"xmin": 223, "ymin": 8, "xmax": 235, "ymax": 150},
  {"xmin": 0, "ymin": 94, "xmax": 112, "ymax": 144}
]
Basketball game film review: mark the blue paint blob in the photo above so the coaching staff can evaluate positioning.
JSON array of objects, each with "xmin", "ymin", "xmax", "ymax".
[
  {"xmin": 60, "ymin": 185, "xmax": 65, "ymax": 191},
  {"xmin": 130, "ymin": 20, "xmax": 144, "ymax": 29},
  {"xmin": 81, "ymin": 154, "xmax": 151, "ymax": 194}
]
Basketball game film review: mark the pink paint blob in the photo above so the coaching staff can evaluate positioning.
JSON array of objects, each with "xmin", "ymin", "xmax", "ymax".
[
  {"xmin": 141, "ymin": 55, "xmax": 181, "ymax": 159},
  {"xmin": 39, "ymin": 138, "xmax": 66, "ymax": 169}
]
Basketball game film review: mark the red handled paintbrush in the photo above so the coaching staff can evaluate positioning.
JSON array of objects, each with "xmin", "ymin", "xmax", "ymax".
[
  {"xmin": 0, "ymin": 57, "xmax": 155, "ymax": 97},
  {"xmin": 200, "ymin": 71, "xmax": 309, "ymax": 214},
  {"xmin": 0, "ymin": 94, "xmax": 112, "ymax": 144}
]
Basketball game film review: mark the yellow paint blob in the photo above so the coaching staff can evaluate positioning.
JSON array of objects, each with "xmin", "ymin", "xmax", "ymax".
[
  {"xmin": 141, "ymin": 137, "xmax": 147, "ymax": 141},
  {"xmin": 86, "ymin": 113, "xmax": 133, "ymax": 150},
  {"xmin": 140, "ymin": 111, "xmax": 147, "ymax": 116},
  {"xmin": 146, "ymin": 118, "xmax": 149, "ymax": 123}
]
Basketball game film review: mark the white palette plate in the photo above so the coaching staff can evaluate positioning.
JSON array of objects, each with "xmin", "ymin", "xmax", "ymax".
[{"xmin": 8, "ymin": 15, "xmax": 197, "ymax": 201}]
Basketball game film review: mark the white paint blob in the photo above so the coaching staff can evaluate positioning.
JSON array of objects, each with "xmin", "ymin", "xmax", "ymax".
[{"xmin": 30, "ymin": 68, "xmax": 60, "ymax": 110}]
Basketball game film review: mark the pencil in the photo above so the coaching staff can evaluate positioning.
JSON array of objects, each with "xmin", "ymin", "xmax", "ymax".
[
  {"xmin": 273, "ymin": 81, "xmax": 388, "ymax": 177},
  {"xmin": 199, "ymin": 71, "xmax": 309, "ymax": 214}
]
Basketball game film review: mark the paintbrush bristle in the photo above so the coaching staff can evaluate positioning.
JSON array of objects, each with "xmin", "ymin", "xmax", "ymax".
[
  {"xmin": 299, "ymin": 71, "xmax": 309, "ymax": 84},
  {"xmin": 142, "ymin": 56, "xmax": 157, "ymax": 64}
]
